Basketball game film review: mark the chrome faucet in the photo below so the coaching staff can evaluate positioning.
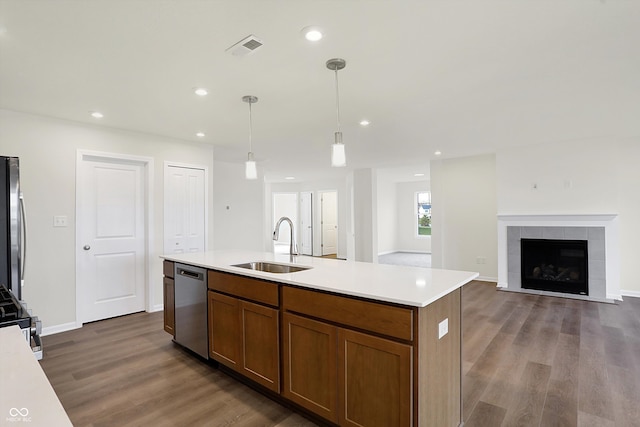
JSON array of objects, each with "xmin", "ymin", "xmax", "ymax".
[{"xmin": 273, "ymin": 216, "xmax": 298, "ymax": 256}]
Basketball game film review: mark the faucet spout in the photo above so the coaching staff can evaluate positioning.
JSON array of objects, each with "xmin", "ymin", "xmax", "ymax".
[{"xmin": 273, "ymin": 216, "xmax": 298, "ymax": 256}]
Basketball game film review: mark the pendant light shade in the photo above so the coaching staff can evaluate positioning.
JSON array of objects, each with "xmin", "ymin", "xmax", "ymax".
[
  {"xmin": 245, "ymin": 152, "xmax": 257, "ymax": 180},
  {"xmin": 331, "ymin": 132, "xmax": 346, "ymax": 167},
  {"xmin": 327, "ymin": 58, "xmax": 346, "ymax": 167},
  {"xmin": 242, "ymin": 95, "xmax": 258, "ymax": 180}
]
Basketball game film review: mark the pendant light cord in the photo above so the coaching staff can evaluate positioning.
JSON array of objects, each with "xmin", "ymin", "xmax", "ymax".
[
  {"xmin": 334, "ymin": 68, "xmax": 341, "ymax": 132},
  {"xmin": 248, "ymin": 101, "xmax": 253, "ymax": 154}
]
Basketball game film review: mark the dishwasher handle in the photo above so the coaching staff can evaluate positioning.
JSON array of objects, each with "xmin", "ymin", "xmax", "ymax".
[{"xmin": 178, "ymin": 268, "xmax": 204, "ymax": 280}]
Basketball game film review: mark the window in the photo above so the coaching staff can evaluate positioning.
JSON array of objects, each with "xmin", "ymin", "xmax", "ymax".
[{"xmin": 416, "ymin": 191, "xmax": 431, "ymax": 236}]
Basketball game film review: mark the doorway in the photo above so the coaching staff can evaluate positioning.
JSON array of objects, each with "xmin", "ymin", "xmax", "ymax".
[
  {"xmin": 320, "ymin": 191, "xmax": 338, "ymax": 256},
  {"xmin": 76, "ymin": 151, "xmax": 152, "ymax": 325}
]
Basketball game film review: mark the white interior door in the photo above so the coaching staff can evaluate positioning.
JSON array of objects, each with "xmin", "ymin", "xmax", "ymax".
[
  {"xmin": 77, "ymin": 155, "xmax": 146, "ymax": 323},
  {"xmin": 164, "ymin": 164, "xmax": 206, "ymax": 254},
  {"xmin": 321, "ymin": 191, "xmax": 338, "ymax": 256},
  {"xmin": 300, "ymin": 192, "xmax": 313, "ymax": 256}
]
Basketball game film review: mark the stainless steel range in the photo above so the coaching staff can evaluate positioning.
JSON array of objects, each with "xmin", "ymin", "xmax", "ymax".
[
  {"xmin": 1, "ymin": 156, "xmax": 43, "ymax": 359},
  {"xmin": 0, "ymin": 283, "xmax": 42, "ymax": 359}
]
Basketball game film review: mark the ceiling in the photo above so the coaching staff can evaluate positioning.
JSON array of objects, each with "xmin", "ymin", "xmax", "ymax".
[{"xmin": 1, "ymin": 1, "xmax": 638, "ymax": 183}]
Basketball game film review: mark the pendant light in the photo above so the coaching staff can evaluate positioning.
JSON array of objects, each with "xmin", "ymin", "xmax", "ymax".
[
  {"xmin": 326, "ymin": 58, "xmax": 347, "ymax": 167},
  {"xmin": 242, "ymin": 95, "xmax": 258, "ymax": 180}
]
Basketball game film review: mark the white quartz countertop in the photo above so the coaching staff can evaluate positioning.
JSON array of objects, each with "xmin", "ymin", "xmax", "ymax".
[
  {"xmin": 161, "ymin": 250, "xmax": 479, "ymax": 307},
  {"xmin": 0, "ymin": 326, "xmax": 72, "ymax": 427}
]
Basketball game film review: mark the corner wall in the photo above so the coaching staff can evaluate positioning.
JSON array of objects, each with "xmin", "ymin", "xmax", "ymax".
[
  {"xmin": 431, "ymin": 154, "xmax": 497, "ymax": 280},
  {"xmin": 0, "ymin": 109, "xmax": 215, "ymax": 332}
]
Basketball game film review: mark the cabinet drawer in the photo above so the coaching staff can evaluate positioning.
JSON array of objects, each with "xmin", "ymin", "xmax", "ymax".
[
  {"xmin": 163, "ymin": 260, "xmax": 175, "ymax": 278},
  {"xmin": 282, "ymin": 286, "xmax": 414, "ymax": 341},
  {"xmin": 208, "ymin": 270, "xmax": 279, "ymax": 307}
]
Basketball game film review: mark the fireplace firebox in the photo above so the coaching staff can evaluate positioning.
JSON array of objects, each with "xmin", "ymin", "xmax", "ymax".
[{"xmin": 521, "ymin": 239, "xmax": 588, "ymax": 295}]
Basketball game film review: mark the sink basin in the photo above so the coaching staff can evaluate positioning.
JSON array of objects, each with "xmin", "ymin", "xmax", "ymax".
[{"xmin": 232, "ymin": 262, "xmax": 312, "ymax": 274}]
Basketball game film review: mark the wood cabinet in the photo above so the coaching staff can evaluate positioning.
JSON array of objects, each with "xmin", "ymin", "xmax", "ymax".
[
  {"xmin": 282, "ymin": 312, "xmax": 338, "ymax": 423},
  {"xmin": 208, "ymin": 271, "xmax": 280, "ymax": 393},
  {"xmin": 338, "ymin": 328, "xmax": 412, "ymax": 427},
  {"xmin": 282, "ymin": 286, "xmax": 415, "ymax": 426},
  {"xmin": 162, "ymin": 261, "xmax": 175, "ymax": 336}
]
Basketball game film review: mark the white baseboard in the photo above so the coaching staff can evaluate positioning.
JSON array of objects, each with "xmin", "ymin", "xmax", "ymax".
[
  {"xmin": 377, "ymin": 250, "xmax": 432, "ymax": 256},
  {"xmin": 150, "ymin": 304, "xmax": 164, "ymax": 313},
  {"xmin": 473, "ymin": 276, "xmax": 497, "ymax": 283},
  {"xmin": 621, "ymin": 289, "xmax": 640, "ymax": 298},
  {"xmin": 41, "ymin": 321, "xmax": 81, "ymax": 337}
]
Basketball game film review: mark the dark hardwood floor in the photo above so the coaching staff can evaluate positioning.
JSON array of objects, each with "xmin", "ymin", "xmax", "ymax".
[{"xmin": 39, "ymin": 281, "xmax": 640, "ymax": 426}]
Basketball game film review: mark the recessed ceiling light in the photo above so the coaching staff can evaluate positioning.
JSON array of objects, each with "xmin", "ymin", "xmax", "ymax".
[
  {"xmin": 90, "ymin": 111, "xmax": 103, "ymax": 119},
  {"xmin": 196, "ymin": 132, "xmax": 205, "ymax": 137},
  {"xmin": 285, "ymin": 176, "xmax": 295, "ymax": 180},
  {"xmin": 414, "ymin": 173, "xmax": 425, "ymax": 177},
  {"xmin": 434, "ymin": 150, "xmax": 442, "ymax": 156},
  {"xmin": 359, "ymin": 120, "xmax": 370, "ymax": 126},
  {"xmin": 301, "ymin": 26, "xmax": 323, "ymax": 41},
  {"xmin": 194, "ymin": 88, "xmax": 208, "ymax": 96}
]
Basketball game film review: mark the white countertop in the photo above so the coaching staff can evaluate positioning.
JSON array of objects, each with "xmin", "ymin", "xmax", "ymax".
[
  {"xmin": 0, "ymin": 326, "xmax": 72, "ymax": 427},
  {"xmin": 162, "ymin": 250, "xmax": 478, "ymax": 307}
]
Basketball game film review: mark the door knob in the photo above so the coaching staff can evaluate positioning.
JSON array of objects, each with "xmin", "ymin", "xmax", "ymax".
[{"xmin": 83, "ymin": 245, "xmax": 91, "ymax": 250}]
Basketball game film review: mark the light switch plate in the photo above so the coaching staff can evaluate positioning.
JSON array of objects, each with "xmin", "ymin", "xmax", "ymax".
[{"xmin": 438, "ymin": 318, "xmax": 448, "ymax": 339}]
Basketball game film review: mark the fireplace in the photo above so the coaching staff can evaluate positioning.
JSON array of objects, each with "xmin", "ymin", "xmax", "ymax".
[
  {"xmin": 521, "ymin": 239, "xmax": 588, "ymax": 295},
  {"xmin": 497, "ymin": 214, "xmax": 620, "ymax": 302}
]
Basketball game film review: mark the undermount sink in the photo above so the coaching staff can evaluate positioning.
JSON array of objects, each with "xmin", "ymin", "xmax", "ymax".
[{"xmin": 232, "ymin": 261, "xmax": 312, "ymax": 274}]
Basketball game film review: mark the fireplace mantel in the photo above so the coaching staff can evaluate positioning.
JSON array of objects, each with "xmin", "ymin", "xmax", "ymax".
[{"xmin": 497, "ymin": 214, "xmax": 621, "ymax": 301}]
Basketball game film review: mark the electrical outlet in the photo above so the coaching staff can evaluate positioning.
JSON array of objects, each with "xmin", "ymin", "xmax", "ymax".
[
  {"xmin": 476, "ymin": 256, "xmax": 486, "ymax": 264},
  {"xmin": 53, "ymin": 215, "xmax": 68, "ymax": 227},
  {"xmin": 438, "ymin": 318, "xmax": 448, "ymax": 339}
]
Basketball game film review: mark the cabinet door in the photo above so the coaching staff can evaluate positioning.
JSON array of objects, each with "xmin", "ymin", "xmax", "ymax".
[
  {"xmin": 208, "ymin": 291, "xmax": 241, "ymax": 367},
  {"xmin": 163, "ymin": 277, "xmax": 175, "ymax": 335},
  {"xmin": 240, "ymin": 300, "xmax": 280, "ymax": 392},
  {"xmin": 338, "ymin": 328, "xmax": 413, "ymax": 427},
  {"xmin": 282, "ymin": 312, "xmax": 338, "ymax": 423}
]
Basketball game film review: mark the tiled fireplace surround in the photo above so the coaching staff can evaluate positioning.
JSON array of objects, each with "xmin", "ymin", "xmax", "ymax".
[{"xmin": 497, "ymin": 214, "xmax": 621, "ymax": 302}]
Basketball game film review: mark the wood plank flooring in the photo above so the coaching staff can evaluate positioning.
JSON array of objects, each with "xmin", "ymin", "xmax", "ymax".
[{"xmin": 38, "ymin": 281, "xmax": 640, "ymax": 426}]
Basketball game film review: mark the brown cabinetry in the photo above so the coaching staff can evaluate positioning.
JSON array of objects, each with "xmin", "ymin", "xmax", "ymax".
[
  {"xmin": 161, "ymin": 260, "xmax": 463, "ymax": 427},
  {"xmin": 162, "ymin": 261, "xmax": 175, "ymax": 336},
  {"xmin": 338, "ymin": 328, "xmax": 412, "ymax": 427},
  {"xmin": 208, "ymin": 271, "xmax": 280, "ymax": 392},
  {"xmin": 282, "ymin": 286, "xmax": 415, "ymax": 426},
  {"xmin": 282, "ymin": 312, "xmax": 338, "ymax": 423}
]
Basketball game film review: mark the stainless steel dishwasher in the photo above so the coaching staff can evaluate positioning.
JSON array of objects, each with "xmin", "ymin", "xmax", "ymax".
[{"xmin": 174, "ymin": 263, "xmax": 208, "ymax": 358}]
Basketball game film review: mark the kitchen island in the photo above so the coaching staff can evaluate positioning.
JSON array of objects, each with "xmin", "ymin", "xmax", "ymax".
[{"xmin": 161, "ymin": 250, "xmax": 478, "ymax": 427}]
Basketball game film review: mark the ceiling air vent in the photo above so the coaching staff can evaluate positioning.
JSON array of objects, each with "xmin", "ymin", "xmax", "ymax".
[{"xmin": 226, "ymin": 34, "xmax": 264, "ymax": 57}]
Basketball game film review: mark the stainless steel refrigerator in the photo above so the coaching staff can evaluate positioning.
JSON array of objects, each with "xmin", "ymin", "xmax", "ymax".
[{"xmin": 0, "ymin": 156, "xmax": 25, "ymax": 301}]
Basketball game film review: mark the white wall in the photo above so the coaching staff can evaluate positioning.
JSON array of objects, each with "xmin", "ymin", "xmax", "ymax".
[
  {"xmin": 212, "ymin": 160, "xmax": 264, "ymax": 252},
  {"xmin": 496, "ymin": 139, "xmax": 640, "ymax": 295},
  {"xmin": 431, "ymin": 154, "xmax": 497, "ymax": 280},
  {"xmin": 375, "ymin": 175, "xmax": 397, "ymax": 254},
  {"xmin": 396, "ymin": 180, "xmax": 431, "ymax": 253},
  {"xmin": 353, "ymin": 168, "xmax": 378, "ymax": 262},
  {"xmin": 617, "ymin": 141, "xmax": 640, "ymax": 296},
  {"xmin": 0, "ymin": 109, "xmax": 215, "ymax": 332}
]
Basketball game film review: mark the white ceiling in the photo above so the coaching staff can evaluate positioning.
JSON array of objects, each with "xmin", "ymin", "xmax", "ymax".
[{"xmin": 1, "ymin": 1, "xmax": 638, "ymax": 182}]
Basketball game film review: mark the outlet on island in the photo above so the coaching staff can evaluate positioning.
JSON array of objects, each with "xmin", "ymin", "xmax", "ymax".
[{"xmin": 438, "ymin": 318, "xmax": 448, "ymax": 339}]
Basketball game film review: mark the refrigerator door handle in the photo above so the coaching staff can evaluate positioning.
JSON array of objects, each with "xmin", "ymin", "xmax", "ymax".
[{"xmin": 19, "ymin": 192, "xmax": 26, "ymax": 285}]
